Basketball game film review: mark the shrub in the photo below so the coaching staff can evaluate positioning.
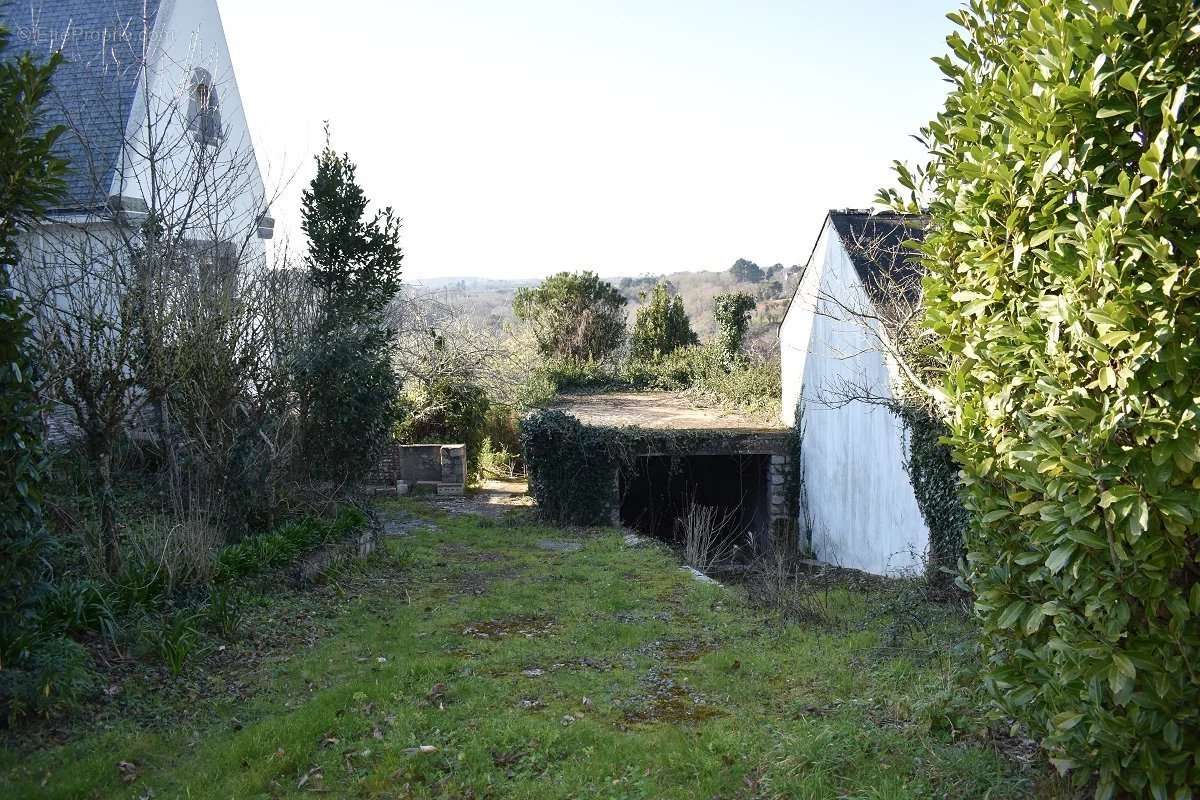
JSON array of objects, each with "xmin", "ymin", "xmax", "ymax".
[
  {"xmin": 397, "ymin": 377, "xmax": 491, "ymax": 475},
  {"xmin": 477, "ymin": 437, "xmax": 518, "ymax": 480},
  {"xmin": 533, "ymin": 345, "xmax": 781, "ymax": 417},
  {"xmin": 0, "ymin": 637, "xmax": 96, "ymax": 722},
  {"xmin": 296, "ymin": 333, "xmax": 400, "ymax": 486},
  {"xmin": 520, "ymin": 410, "xmax": 623, "ymax": 526},
  {"xmin": 124, "ymin": 511, "xmax": 222, "ymax": 595},
  {"xmin": 513, "ymin": 271, "xmax": 627, "ymax": 363},
  {"xmin": 0, "ymin": 25, "xmax": 66, "ymax": 674},
  {"xmin": 630, "ymin": 282, "xmax": 698, "ymax": 360},
  {"xmin": 712, "ymin": 292, "xmax": 756, "ymax": 365},
  {"xmin": 886, "ymin": 1, "xmax": 1200, "ymax": 794},
  {"xmin": 297, "ymin": 131, "xmax": 403, "ymax": 487},
  {"xmin": 536, "ymin": 358, "xmax": 624, "ymax": 393}
]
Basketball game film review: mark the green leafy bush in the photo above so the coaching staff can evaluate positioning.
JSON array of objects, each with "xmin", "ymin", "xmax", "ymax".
[
  {"xmin": 0, "ymin": 637, "xmax": 97, "ymax": 722},
  {"xmin": 513, "ymin": 271, "xmax": 627, "ymax": 363},
  {"xmin": 397, "ymin": 377, "xmax": 491, "ymax": 475},
  {"xmin": 0, "ymin": 24, "xmax": 65, "ymax": 677},
  {"xmin": 520, "ymin": 410, "xmax": 623, "ymax": 526},
  {"xmin": 296, "ymin": 133, "xmax": 403, "ymax": 487},
  {"xmin": 630, "ymin": 282, "xmax": 698, "ymax": 360},
  {"xmin": 886, "ymin": 1, "xmax": 1200, "ymax": 795}
]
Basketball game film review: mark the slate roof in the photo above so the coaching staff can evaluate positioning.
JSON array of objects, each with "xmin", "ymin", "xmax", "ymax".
[
  {"xmin": 1, "ymin": 1, "xmax": 163, "ymax": 212},
  {"xmin": 827, "ymin": 210, "xmax": 927, "ymax": 312}
]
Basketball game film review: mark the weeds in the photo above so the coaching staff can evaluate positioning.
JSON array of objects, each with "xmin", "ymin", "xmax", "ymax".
[
  {"xmin": 0, "ymin": 638, "xmax": 98, "ymax": 723},
  {"xmin": 124, "ymin": 510, "xmax": 222, "ymax": 594},
  {"xmin": 110, "ymin": 553, "xmax": 171, "ymax": 613},
  {"xmin": 743, "ymin": 548, "xmax": 837, "ymax": 627},
  {"xmin": 678, "ymin": 503, "xmax": 739, "ymax": 572},
  {"xmin": 39, "ymin": 580, "xmax": 119, "ymax": 645}
]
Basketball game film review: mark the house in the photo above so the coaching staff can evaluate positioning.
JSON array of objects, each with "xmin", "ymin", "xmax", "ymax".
[
  {"xmin": 4, "ymin": 0, "xmax": 272, "ymax": 263},
  {"xmin": 779, "ymin": 210, "xmax": 929, "ymax": 575},
  {"xmin": 2, "ymin": 0, "xmax": 272, "ymax": 444}
]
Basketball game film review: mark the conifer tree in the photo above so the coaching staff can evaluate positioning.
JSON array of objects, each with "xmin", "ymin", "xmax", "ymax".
[
  {"xmin": 630, "ymin": 282, "xmax": 697, "ymax": 360},
  {"xmin": 296, "ymin": 129, "xmax": 403, "ymax": 485}
]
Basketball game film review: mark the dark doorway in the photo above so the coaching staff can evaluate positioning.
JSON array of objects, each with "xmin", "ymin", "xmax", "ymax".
[{"xmin": 619, "ymin": 454, "xmax": 769, "ymax": 554}]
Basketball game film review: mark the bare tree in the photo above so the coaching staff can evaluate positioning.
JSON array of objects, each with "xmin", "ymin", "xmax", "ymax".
[
  {"xmin": 799, "ymin": 215, "xmax": 948, "ymax": 414},
  {"xmin": 14, "ymin": 7, "xmax": 292, "ymax": 571},
  {"xmin": 389, "ymin": 287, "xmax": 538, "ymax": 410}
]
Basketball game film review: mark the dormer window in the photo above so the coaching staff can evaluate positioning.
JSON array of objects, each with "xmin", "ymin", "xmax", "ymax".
[{"xmin": 188, "ymin": 68, "xmax": 222, "ymax": 146}]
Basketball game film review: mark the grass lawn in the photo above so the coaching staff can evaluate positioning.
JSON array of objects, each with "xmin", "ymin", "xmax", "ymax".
[{"xmin": 1, "ymin": 499, "xmax": 1057, "ymax": 799}]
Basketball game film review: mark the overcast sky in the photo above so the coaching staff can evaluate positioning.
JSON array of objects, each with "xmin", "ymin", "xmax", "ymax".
[{"xmin": 218, "ymin": 0, "xmax": 954, "ymax": 280}]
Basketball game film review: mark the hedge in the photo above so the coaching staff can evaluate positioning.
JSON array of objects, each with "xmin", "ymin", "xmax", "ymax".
[{"xmin": 884, "ymin": 1, "xmax": 1200, "ymax": 795}]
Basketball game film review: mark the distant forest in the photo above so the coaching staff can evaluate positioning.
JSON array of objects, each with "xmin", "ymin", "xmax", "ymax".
[{"xmin": 416, "ymin": 258, "xmax": 802, "ymax": 357}]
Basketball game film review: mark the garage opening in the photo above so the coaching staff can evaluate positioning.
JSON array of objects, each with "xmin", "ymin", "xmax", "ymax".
[{"xmin": 619, "ymin": 453, "xmax": 770, "ymax": 558}]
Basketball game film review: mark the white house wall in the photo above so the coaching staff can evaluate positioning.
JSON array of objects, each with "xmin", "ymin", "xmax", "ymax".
[
  {"xmin": 780, "ymin": 219, "xmax": 929, "ymax": 575},
  {"xmin": 115, "ymin": 0, "xmax": 267, "ymax": 258},
  {"xmin": 780, "ymin": 227, "xmax": 828, "ymax": 428}
]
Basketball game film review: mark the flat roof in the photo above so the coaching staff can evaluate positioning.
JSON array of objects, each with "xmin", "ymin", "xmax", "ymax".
[{"xmin": 549, "ymin": 392, "xmax": 786, "ymax": 434}]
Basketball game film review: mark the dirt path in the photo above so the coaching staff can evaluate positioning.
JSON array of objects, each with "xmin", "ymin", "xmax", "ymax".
[{"xmin": 421, "ymin": 478, "xmax": 534, "ymax": 517}]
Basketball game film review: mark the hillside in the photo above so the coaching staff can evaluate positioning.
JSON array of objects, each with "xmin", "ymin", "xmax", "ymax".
[{"xmin": 412, "ymin": 260, "xmax": 802, "ymax": 357}]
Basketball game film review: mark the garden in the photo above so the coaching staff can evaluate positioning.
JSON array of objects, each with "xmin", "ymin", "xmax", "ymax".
[
  {"xmin": 3, "ymin": 0, "xmax": 1200, "ymax": 796},
  {"xmin": 1, "ymin": 500, "xmax": 1059, "ymax": 799}
]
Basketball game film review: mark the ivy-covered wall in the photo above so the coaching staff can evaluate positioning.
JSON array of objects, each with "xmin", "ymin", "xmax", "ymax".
[
  {"xmin": 520, "ymin": 410, "xmax": 623, "ymax": 526},
  {"xmin": 520, "ymin": 408, "xmax": 791, "ymax": 531},
  {"xmin": 893, "ymin": 403, "xmax": 968, "ymax": 583}
]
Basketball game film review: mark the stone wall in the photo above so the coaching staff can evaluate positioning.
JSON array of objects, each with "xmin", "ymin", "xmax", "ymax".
[{"xmin": 767, "ymin": 452, "xmax": 794, "ymax": 547}]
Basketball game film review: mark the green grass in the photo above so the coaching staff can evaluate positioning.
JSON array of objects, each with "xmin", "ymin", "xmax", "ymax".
[{"xmin": 0, "ymin": 502, "xmax": 1055, "ymax": 799}]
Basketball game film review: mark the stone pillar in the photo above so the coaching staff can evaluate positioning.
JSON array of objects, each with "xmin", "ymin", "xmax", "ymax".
[{"xmin": 767, "ymin": 453, "xmax": 794, "ymax": 550}]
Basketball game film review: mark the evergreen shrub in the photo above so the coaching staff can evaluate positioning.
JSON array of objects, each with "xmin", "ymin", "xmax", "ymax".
[{"xmin": 884, "ymin": 2, "xmax": 1200, "ymax": 794}]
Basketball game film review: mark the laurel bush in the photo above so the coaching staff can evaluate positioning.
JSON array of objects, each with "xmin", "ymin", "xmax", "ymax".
[{"xmin": 882, "ymin": 1, "xmax": 1200, "ymax": 795}]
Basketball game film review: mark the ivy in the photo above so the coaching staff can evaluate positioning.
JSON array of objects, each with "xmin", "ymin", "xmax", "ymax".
[
  {"xmin": 520, "ymin": 410, "xmax": 623, "ymax": 526},
  {"xmin": 893, "ymin": 402, "xmax": 968, "ymax": 585},
  {"xmin": 520, "ymin": 409, "xmax": 774, "ymax": 528}
]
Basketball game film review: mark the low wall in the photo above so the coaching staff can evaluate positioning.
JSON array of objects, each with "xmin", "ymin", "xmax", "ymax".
[{"xmin": 367, "ymin": 443, "xmax": 466, "ymax": 489}]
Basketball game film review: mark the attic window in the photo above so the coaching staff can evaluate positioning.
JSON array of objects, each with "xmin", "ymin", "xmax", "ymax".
[{"xmin": 188, "ymin": 68, "xmax": 222, "ymax": 146}]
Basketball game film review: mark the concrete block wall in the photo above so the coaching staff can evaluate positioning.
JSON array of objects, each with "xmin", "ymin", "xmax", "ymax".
[{"xmin": 367, "ymin": 443, "xmax": 467, "ymax": 489}]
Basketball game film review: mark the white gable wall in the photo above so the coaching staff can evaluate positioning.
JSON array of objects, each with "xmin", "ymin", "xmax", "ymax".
[
  {"xmin": 779, "ymin": 218, "xmax": 928, "ymax": 575},
  {"xmin": 115, "ymin": 0, "xmax": 267, "ymax": 255}
]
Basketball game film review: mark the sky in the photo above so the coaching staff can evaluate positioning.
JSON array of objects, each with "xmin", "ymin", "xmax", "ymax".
[{"xmin": 218, "ymin": 0, "xmax": 956, "ymax": 281}]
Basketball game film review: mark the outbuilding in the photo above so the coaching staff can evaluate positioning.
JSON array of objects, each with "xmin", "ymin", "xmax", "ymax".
[
  {"xmin": 778, "ymin": 210, "xmax": 930, "ymax": 575},
  {"xmin": 526, "ymin": 392, "xmax": 793, "ymax": 553}
]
